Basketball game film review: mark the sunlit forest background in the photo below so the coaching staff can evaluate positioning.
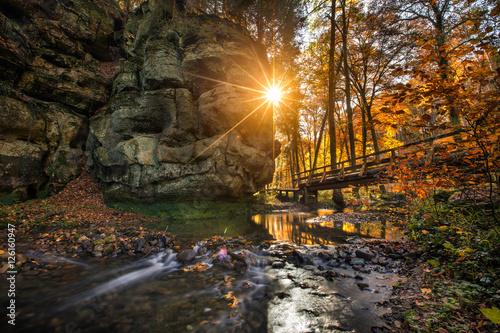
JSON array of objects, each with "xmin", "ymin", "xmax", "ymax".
[{"xmin": 115, "ymin": 0, "xmax": 499, "ymax": 202}]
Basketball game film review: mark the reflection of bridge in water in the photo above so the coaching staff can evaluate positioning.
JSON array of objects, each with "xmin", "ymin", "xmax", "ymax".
[{"xmin": 251, "ymin": 212, "xmax": 404, "ymax": 245}]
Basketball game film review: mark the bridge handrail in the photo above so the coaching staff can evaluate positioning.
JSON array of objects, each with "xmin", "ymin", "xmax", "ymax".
[{"xmin": 291, "ymin": 130, "xmax": 463, "ymax": 183}]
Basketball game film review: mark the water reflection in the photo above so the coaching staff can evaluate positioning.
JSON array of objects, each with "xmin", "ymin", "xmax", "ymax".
[{"xmin": 251, "ymin": 211, "xmax": 404, "ymax": 245}]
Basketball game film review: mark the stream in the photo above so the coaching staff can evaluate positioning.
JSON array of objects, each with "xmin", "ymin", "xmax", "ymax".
[{"xmin": 1, "ymin": 210, "xmax": 406, "ymax": 333}]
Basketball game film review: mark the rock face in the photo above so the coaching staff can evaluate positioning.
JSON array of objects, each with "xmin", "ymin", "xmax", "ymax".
[
  {"xmin": 0, "ymin": 0, "xmax": 123, "ymax": 202},
  {"xmin": 86, "ymin": 2, "xmax": 275, "ymax": 201},
  {"xmin": 0, "ymin": 0, "xmax": 275, "ymax": 203}
]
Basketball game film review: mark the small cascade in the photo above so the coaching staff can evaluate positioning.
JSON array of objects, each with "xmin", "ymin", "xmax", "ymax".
[{"xmin": 47, "ymin": 250, "xmax": 180, "ymax": 316}]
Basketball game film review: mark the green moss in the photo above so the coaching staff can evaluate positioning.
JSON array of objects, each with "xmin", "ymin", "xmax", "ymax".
[{"xmin": 0, "ymin": 193, "xmax": 18, "ymax": 206}]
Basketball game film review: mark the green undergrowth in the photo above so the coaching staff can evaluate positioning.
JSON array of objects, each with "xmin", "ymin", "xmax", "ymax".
[
  {"xmin": 0, "ymin": 199, "xmax": 76, "ymax": 230},
  {"xmin": 409, "ymin": 202, "xmax": 500, "ymax": 284},
  {"xmin": 406, "ymin": 199, "xmax": 500, "ymax": 330}
]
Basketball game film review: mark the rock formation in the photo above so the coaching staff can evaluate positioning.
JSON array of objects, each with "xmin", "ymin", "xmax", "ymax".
[
  {"xmin": 0, "ymin": 0, "xmax": 275, "ymax": 204},
  {"xmin": 0, "ymin": 0, "xmax": 123, "ymax": 203}
]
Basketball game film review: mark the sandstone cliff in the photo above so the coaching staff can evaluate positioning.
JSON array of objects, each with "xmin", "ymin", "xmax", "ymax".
[
  {"xmin": 0, "ymin": 0, "xmax": 275, "ymax": 204},
  {"xmin": 0, "ymin": 0, "xmax": 123, "ymax": 203}
]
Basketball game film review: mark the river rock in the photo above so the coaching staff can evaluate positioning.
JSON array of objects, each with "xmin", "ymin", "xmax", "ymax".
[
  {"xmin": 351, "ymin": 258, "xmax": 365, "ymax": 266},
  {"xmin": 355, "ymin": 248, "xmax": 376, "ymax": 261},
  {"xmin": 21, "ymin": 261, "xmax": 40, "ymax": 271},
  {"xmin": 177, "ymin": 249, "xmax": 196, "ymax": 262},
  {"xmin": 272, "ymin": 261, "xmax": 285, "ymax": 269},
  {"xmin": 16, "ymin": 254, "xmax": 28, "ymax": 264}
]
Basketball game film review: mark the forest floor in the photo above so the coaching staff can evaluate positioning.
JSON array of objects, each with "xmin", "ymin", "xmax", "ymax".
[{"xmin": 0, "ymin": 172, "xmax": 497, "ymax": 332}]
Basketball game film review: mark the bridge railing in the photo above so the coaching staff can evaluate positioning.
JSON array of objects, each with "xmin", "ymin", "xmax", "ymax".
[{"xmin": 291, "ymin": 131, "xmax": 463, "ymax": 188}]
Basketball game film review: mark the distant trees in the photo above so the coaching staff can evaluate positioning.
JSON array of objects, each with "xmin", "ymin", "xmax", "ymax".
[{"xmin": 270, "ymin": 0, "xmax": 498, "ymax": 198}]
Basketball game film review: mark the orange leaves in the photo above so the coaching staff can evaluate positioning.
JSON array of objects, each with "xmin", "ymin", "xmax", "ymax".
[
  {"xmin": 181, "ymin": 262, "xmax": 211, "ymax": 272},
  {"xmin": 224, "ymin": 291, "xmax": 238, "ymax": 308},
  {"xmin": 421, "ymin": 288, "xmax": 432, "ymax": 294}
]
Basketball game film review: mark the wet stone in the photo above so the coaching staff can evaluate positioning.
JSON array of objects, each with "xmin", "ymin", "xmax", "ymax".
[
  {"xmin": 135, "ymin": 238, "xmax": 146, "ymax": 251},
  {"xmin": 354, "ymin": 266, "xmax": 372, "ymax": 274},
  {"xmin": 21, "ymin": 262, "xmax": 40, "ymax": 271},
  {"xmin": 276, "ymin": 291, "xmax": 289, "ymax": 299},
  {"xmin": 355, "ymin": 248, "xmax": 376, "ymax": 261},
  {"xmin": 351, "ymin": 258, "xmax": 365, "ymax": 266},
  {"xmin": 220, "ymin": 258, "xmax": 234, "ymax": 269},
  {"xmin": 177, "ymin": 249, "xmax": 196, "ymax": 262},
  {"xmin": 197, "ymin": 246, "xmax": 208, "ymax": 256},
  {"xmin": 322, "ymin": 270, "xmax": 339, "ymax": 281},
  {"xmin": 357, "ymin": 282, "xmax": 370, "ymax": 290},
  {"xmin": 271, "ymin": 261, "xmax": 285, "ymax": 269},
  {"xmin": 16, "ymin": 254, "xmax": 29, "ymax": 264}
]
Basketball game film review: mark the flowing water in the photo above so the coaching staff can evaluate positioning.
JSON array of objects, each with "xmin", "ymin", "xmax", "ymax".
[{"xmin": 1, "ymin": 211, "xmax": 405, "ymax": 332}]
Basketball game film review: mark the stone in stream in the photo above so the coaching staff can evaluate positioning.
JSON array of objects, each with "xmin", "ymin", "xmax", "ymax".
[
  {"xmin": 350, "ymin": 258, "xmax": 366, "ymax": 266},
  {"xmin": 355, "ymin": 248, "xmax": 376, "ymax": 261},
  {"xmin": 16, "ymin": 254, "xmax": 29, "ymax": 264},
  {"xmin": 357, "ymin": 282, "xmax": 370, "ymax": 290},
  {"xmin": 177, "ymin": 249, "xmax": 196, "ymax": 262},
  {"xmin": 271, "ymin": 261, "xmax": 285, "ymax": 269},
  {"xmin": 323, "ymin": 270, "xmax": 340, "ymax": 281},
  {"xmin": 135, "ymin": 238, "xmax": 146, "ymax": 251},
  {"xmin": 21, "ymin": 262, "xmax": 40, "ymax": 271},
  {"xmin": 196, "ymin": 246, "xmax": 208, "ymax": 256}
]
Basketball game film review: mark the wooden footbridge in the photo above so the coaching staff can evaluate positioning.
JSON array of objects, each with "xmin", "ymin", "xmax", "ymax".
[{"xmin": 268, "ymin": 131, "xmax": 462, "ymax": 204}]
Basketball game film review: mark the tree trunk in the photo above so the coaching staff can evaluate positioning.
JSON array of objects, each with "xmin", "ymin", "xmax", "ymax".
[
  {"xmin": 341, "ymin": 0, "xmax": 356, "ymax": 166},
  {"xmin": 328, "ymin": 0, "xmax": 338, "ymax": 168},
  {"xmin": 332, "ymin": 189, "xmax": 346, "ymax": 208}
]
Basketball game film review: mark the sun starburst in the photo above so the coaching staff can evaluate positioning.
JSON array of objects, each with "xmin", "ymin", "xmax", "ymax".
[
  {"xmin": 265, "ymin": 85, "xmax": 283, "ymax": 105},
  {"xmin": 182, "ymin": 47, "xmax": 299, "ymax": 164}
]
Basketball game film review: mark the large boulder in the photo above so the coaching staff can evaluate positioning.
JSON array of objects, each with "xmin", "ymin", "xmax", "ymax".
[
  {"xmin": 86, "ymin": 7, "xmax": 275, "ymax": 202},
  {"xmin": 0, "ymin": 0, "xmax": 122, "ymax": 202}
]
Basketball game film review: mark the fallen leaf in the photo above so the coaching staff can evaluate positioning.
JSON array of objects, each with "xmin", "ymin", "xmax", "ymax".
[
  {"xmin": 480, "ymin": 307, "xmax": 500, "ymax": 324},
  {"xmin": 421, "ymin": 288, "xmax": 432, "ymax": 294}
]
